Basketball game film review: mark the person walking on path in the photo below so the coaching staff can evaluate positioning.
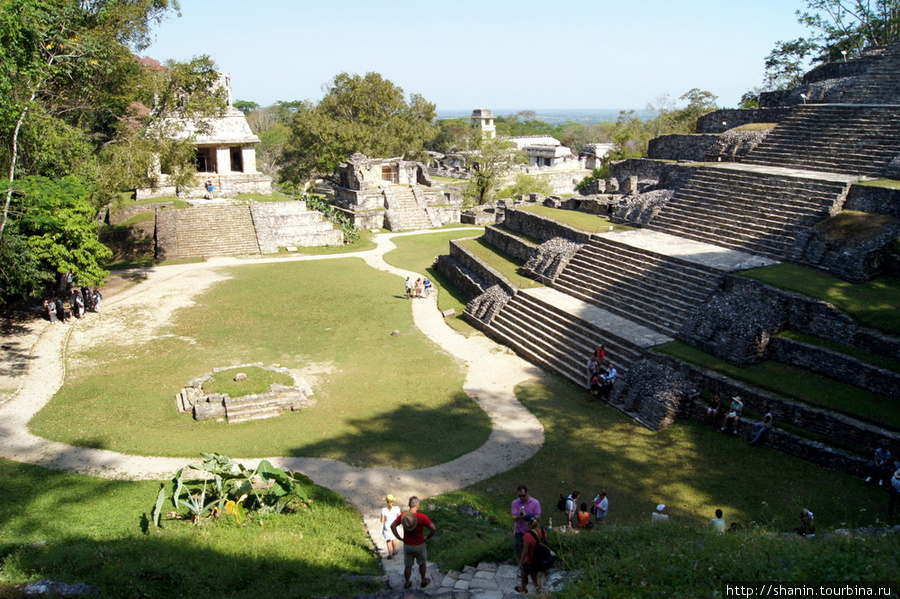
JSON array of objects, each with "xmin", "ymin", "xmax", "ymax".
[
  {"xmin": 516, "ymin": 515, "xmax": 548, "ymax": 594},
  {"xmin": 380, "ymin": 493, "xmax": 402, "ymax": 559},
  {"xmin": 405, "ymin": 277, "xmax": 412, "ymax": 300},
  {"xmin": 391, "ymin": 496, "xmax": 436, "ymax": 589},
  {"xmin": 511, "ymin": 485, "xmax": 541, "ymax": 560}
]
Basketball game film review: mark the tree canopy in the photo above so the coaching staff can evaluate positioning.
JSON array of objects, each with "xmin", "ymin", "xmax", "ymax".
[
  {"xmin": 279, "ymin": 72, "xmax": 436, "ymax": 184},
  {"xmin": 0, "ymin": 0, "xmax": 224, "ymax": 302},
  {"xmin": 762, "ymin": 0, "xmax": 900, "ymax": 90}
]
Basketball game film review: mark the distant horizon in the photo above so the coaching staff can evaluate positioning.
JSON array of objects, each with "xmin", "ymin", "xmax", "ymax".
[{"xmin": 436, "ymin": 108, "xmax": 653, "ymax": 124}]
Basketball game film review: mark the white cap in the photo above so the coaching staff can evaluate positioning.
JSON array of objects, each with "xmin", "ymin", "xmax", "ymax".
[{"xmin": 656, "ymin": 504, "xmax": 666, "ymax": 512}]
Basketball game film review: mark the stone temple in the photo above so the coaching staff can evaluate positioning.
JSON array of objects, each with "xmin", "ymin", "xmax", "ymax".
[
  {"xmin": 136, "ymin": 73, "xmax": 272, "ymax": 200},
  {"xmin": 437, "ymin": 40, "xmax": 900, "ymax": 479}
]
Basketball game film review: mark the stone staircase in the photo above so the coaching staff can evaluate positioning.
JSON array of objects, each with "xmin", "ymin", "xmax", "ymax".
[
  {"xmin": 250, "ymin": 201, "xmax": 343, "ymax": 252},
  {"xmin": 648, "ymin": 165, "xmax": 850, "ymax": 261},
  {"xmin": 841, "ymin": 40, "xmax": 900, "ymax": 104},
  {"xmin": 479, "ymin": 287, "xmax": 669, "ymax": 389},
  {"xmin": 552, "ymin": 236, "xmax": 725, "ymax": 337},
  {"xmin": 155, "ymin": 205, "xmax": 261, "ymax": 259},
  {"xmin": 383, "ymin": 186, "xmax": 434, "ymax": 231},
  {"xmin": 742, "ymin": 104, "xmax": 900, "ymax": 177}
]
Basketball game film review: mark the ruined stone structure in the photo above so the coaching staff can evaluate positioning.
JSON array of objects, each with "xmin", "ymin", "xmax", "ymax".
[
  {"xmin": 436, "ymin": 43, "xmax": 900, "ymax": 476},
  {"xmin": 331, "ymin": 153, "xmax": 462, "ymax": 231},
  {"xmin": 470, "ymin": 108, "xmax": 496, "ymax": 138},
  {"xmin": 175, "ymin": 363, "xmax": 315, "ymax": 424},
  {"xmin": 136, "ymin": 73, "xmax": 272, "ymax": 200}
]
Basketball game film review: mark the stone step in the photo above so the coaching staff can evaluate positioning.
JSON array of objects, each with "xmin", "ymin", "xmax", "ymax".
[{"xmin": 225, "ymin": 403, "xmax": 282, "ymax": 424}]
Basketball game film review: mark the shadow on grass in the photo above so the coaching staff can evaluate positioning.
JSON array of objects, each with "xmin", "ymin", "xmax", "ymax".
[{"xmin": 287, "ymin": 392, "xmax": 492, "ymax": 469}]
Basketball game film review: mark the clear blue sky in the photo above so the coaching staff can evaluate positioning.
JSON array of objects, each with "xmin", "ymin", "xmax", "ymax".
[{"xmin": 144, "ymin": 0, "xmax": 811, "ymax": 111}]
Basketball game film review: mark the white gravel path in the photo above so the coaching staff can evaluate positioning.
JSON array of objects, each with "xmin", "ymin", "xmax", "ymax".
[{"xmin": 0, "ymin": 230, "xmax": 544, "ymax": 516}]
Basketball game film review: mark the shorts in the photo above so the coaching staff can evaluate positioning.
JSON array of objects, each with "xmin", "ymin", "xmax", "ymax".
[
  {"xmin": 522, "ymin": 560, "xmax": 541, "ymax": 575},
  {"xmin": 404, "ymin": 543, "xmax": 427, "ymax": 568}
]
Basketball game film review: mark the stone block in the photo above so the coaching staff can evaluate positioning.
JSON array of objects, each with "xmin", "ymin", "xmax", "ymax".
[{"xmin": 442, "ymin": 308, "xmax": 456, "ymax": 318}]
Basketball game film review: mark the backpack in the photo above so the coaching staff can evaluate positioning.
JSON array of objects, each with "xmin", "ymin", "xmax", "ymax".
[
  {"xmin": 528, "ymin": 529, "xmax": 555, "ymax": 572},
  {"xmin": 557, "ymin": 494, "xmax": 567, "ymax": 512}
]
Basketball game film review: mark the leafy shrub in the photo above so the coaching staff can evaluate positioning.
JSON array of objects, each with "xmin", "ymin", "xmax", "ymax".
[{"xmin": 301, "ymin": 194, "xmax": 360, "ymax": 243}]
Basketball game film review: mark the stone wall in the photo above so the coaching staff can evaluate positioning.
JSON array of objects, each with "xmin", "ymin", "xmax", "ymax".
[
  {"xmin": 681, "ymin": 275, "xmax": 900, "ymax": 365},
  {"xmin": 696, "ymin": 108, "xmax": 793, "ymax": 133},
  {"xmin": 640, "ymin": 353, "xmax": 893, "ymax": 475},
  {"xmin": 250, "ymin": 202, "xmax": 344, "ymax": 251},
  {"xmin": 502, "ymin": 208, "xmax": 592, "ymax": 244},
  {"xmin": 768, "ymin": 336, "xmax": 900, "ymax": 399},
  {"xmin": 647, "ymin": 134, "xmax": 720, "ymax": 161},
  {"xmin": 447, "ymin": 239, "xmax": 516, "ymax": 295},
  {"xmin": 789, "ymin": 220, "xmax": 900, "ymax": 283},
  {"xmin": 483, "ymin": 225, "xmax": 537, "ymax": 263},
  {"xmin": 108, "ymin": 201, "xmax": 174, "ymax": 225},
  {"xmin": 610, "ymin": 158, "xmax": 670, "ymax": 182},
  {"xmin": 433, "ymin": 254, "xmax": 490, "ymax": 301},
  {"xmin": 844, "ymin": 184, "xmax": 900, "ymax": 218}
]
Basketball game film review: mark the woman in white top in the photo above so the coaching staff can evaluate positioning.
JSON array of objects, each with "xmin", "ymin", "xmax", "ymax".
[{"xmin": 380, "ymin": 494, "xmax": 402, "ymax": 558}]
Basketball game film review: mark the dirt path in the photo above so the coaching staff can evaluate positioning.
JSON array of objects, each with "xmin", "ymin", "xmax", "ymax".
[{"xmin": 0, "ymin": 230, "xmax": 544, "ymax": 516}]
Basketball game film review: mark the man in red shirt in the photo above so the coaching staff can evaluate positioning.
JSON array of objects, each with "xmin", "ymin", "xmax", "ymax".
[{"xmin": 390, "ymin": 496, "xmax": 437, "ymax": 589}]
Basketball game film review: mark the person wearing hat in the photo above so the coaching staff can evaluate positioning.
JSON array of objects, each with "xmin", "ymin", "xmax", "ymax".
[
  {"xmin": 651, "ymin": 504, "xmax": 669, "ymax": 523},
  {"xmin": 390, "ymin": 496, "xmax": 437, "ymax": 589},
  {"xmin": 380, "ymin": 493, "xmax": 402, "ymax": 559},
  {"xmin": 721, "ymin": 396, "xmax": 744, "ymax": 435}
]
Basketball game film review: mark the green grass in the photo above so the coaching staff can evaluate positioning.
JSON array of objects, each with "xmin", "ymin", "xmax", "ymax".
[
  {"xmin": 106, "ymin": 256, "xmax": 205, "ymax": 270},
  {"xmin": 779, "ymin": 330, "xmax": 900, "ymax": 374},
  {"xmin": 816, "ymin": 211, "xmax": 900, "ymax": 243},
  {"xmin": 203, "ymin": 366, "xmax": 295, "ymax": 397},
  {"xmin": 734, "ymin": 122, "xmax": 777, "ymax": 131},
  {"xmin": 31, "ymin": 258, "xmax": 490, "ymax": 468},
  {"xmin": 517, "ymin": 204, "xmax": 635, "ymax": 234},
  {"xmin": 456, "ymin": 237, "xmax": 544, "ymax": 289},
  {"xmin": 118, "ymin": 211, "xmax": 155, "ymax": 226},
  {"xmin": 0, "ymin": 458, "xmax": 380, "ymax": 599},
  {"xmin": 424, "ymin": 374, "xmax": 892, "ymax": 572},
  {"xmin": 656, "ymin": 341, "xmax": 900, "ymax": 431},
  {"xmin": 856, "ymin": 178, "xmax": 900, "ymax": 189},
  {"xmin": 233, "ymin": 191, "xmax": 294, "ymax": 203},
  {"xmin": 380, "ymin": 228, "xmax": 485, "ymax": 335},
  {"xmin": 741, "ymin": 263, "xmax": 900, "ymax": 336}
]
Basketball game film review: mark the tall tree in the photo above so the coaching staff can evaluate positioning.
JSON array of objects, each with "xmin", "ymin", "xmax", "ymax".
[
  {"xmin": 763, "ymin": 0, "xmax": 900, "ymax": 90},
  {"xmin": 279, "ymin": 72, "xmax": 436, "ymax": 184},
  {"xmin": 464, "ymin": 132, "xmax": 525, "ymax": 206},
  {"xmin": 0, "ymin": 0, "xmax": 224, "ymax": 302}
]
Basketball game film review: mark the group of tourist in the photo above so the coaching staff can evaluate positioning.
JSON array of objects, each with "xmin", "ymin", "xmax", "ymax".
[
  {"xmin": 404, "ymin": 277, "xmax": 432, "ymax": 300},
  {"xmin": 864, "ymin": 447, "xmax": 900, "ymax": 517},
  {"xmin": 42, "ymin": 286, "xmax": 102, "ymax": 323},
  {"xmin": 705, "ymin": 394, "xmax": 774, "ymax": 446},
  {"xmin": 586, "ymin": 346, "xmax": 617, "ymax": 400}
]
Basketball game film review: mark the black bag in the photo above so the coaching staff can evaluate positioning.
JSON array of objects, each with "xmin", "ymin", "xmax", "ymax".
[
  {"xmin": 556, "ymin": 494, "xmax": 567, "ymax": 512},
  {"xmin": 528, "ymin": 529, "xmax": 555, "ymax": 572}
]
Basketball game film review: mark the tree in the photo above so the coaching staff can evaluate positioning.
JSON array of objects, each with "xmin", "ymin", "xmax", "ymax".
[
  {"xmin": 0, "ymin": 0, "xmax": 224, "ymax": 302},
  {"xmin": 763, "ymin": 0, "xmax": 900, "ymax": 90},
  {"xmin": 279, "ymin": 72, "xmax": 437, "ymax": 184},
  {"xmin": 464, "ymin": 132, "xmax": 525, "ymax": 206}
]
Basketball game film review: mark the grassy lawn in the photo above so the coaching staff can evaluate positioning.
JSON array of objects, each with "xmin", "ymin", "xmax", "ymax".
[
  {"xmin": 0, "ymin": 458, "xmax": 380, "ymax": 599},
  {"xmin": 517, "ymin": 204, "xmax": 635, "ymax": 234},
  {"xmin": 423, "ymin": 374, "xmax": 894, "ymax": 575},
  {"xmin": 656, "ymin": 341, "xmax": 900, "ymax": 431},
  {"xmin": 30, "ymin": 257, "xmax": 490, "ymax": 469},
  {"xmin": 381, "ymin": 228, "xmax": 484, "ymax": 335},
  {"xmin": 455, "ymin": 237, "xmax": 544, "ymax": 289},
  {"xmin": 740, "ymin": 264, "xmax": 900, "ymax": 336}
]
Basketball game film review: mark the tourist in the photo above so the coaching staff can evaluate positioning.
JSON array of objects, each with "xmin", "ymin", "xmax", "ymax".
[
  {"xmin": 405, "ymin": 277, "xmax": 412, "ymax": 300},
  {"xmin": 81, "ymin": 286, "xmax": 92, "ymax": 312},
  {"xmin": 205, "ymin": 179, "xmax": 214, "ymax": 197},
  {"xmin": 565, "ymin": 491, "xmax": 579, "ymax": 530},
  {"xmin": 865, "ymin": 447, "xmax": 894, "ymax": 486},
  {"xmin": 390, "ymin": 496, "xmax": 436, "ymax": 589},
  {"xmin": 888, "ymin": 468, "xmax": 900, "ymax": 517},
  {"xmin": 43, "ymin": 297, "xmax": 56, "ymax": 323},
  {"xmin": 73, "ymin": 290, "xmax": 84, "ymax": 318},
  {"xmin": 595, "ymin": 345, "xmax": 605, "ymax": 363},
  {"xmin": 586, "ymin": 351, "xmax": 600, "ymax": 388},
  {"xmin": 516, "ymin": 515, "xmax": 550, "ymax": 594},
  {"xmin": 92, "ymin": 288, "xmax": 102, "ymax": 313},
  {"xmin": 706, "ymin": 394, "xmax": 723, "ymax": 427},
  {"xmin": 600, "ymin": 364, "xmax": 618, "ymax": 399},
  {"xmin": 55, "ymin": 297, "xmax": 67, "ymax": 323},
  {"xmin": 592, "ymin": 490, "xmax": 609, "ymax": 525},
  {"xmin": 651, "ymin": 504, "xmax": 669, "ymax": 523},
  {"xmin": 750, "ymin": 412, "xmax": 774, "ymax": 446},
  {"xmin": 793, "ymin": 508, "xmax": 815, "ymax": 537},
  {"xmin": 414, "ymin": 278, "xmax": 423, "ymax": 298},
  {"xmin": 380, "ymin": 493, "xmax": 401, "ymax": 559},
  {"xmin": 711, "ymin": 508, "xmax": 726, "ymax": 533},
  {"xmin": 721, "ymin": 396, "xmax": 744, "ymax": 435},
  {"xmin": 575, "ymin": 502, "xmax": 592, "ymax": 529},
  {"xmin": 511, "ymin": 485, "xmax": 541, "ymax": 560},
  {"xmin": 423, "ymin": 278, "xmax": 433, "ymax": 295}
]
